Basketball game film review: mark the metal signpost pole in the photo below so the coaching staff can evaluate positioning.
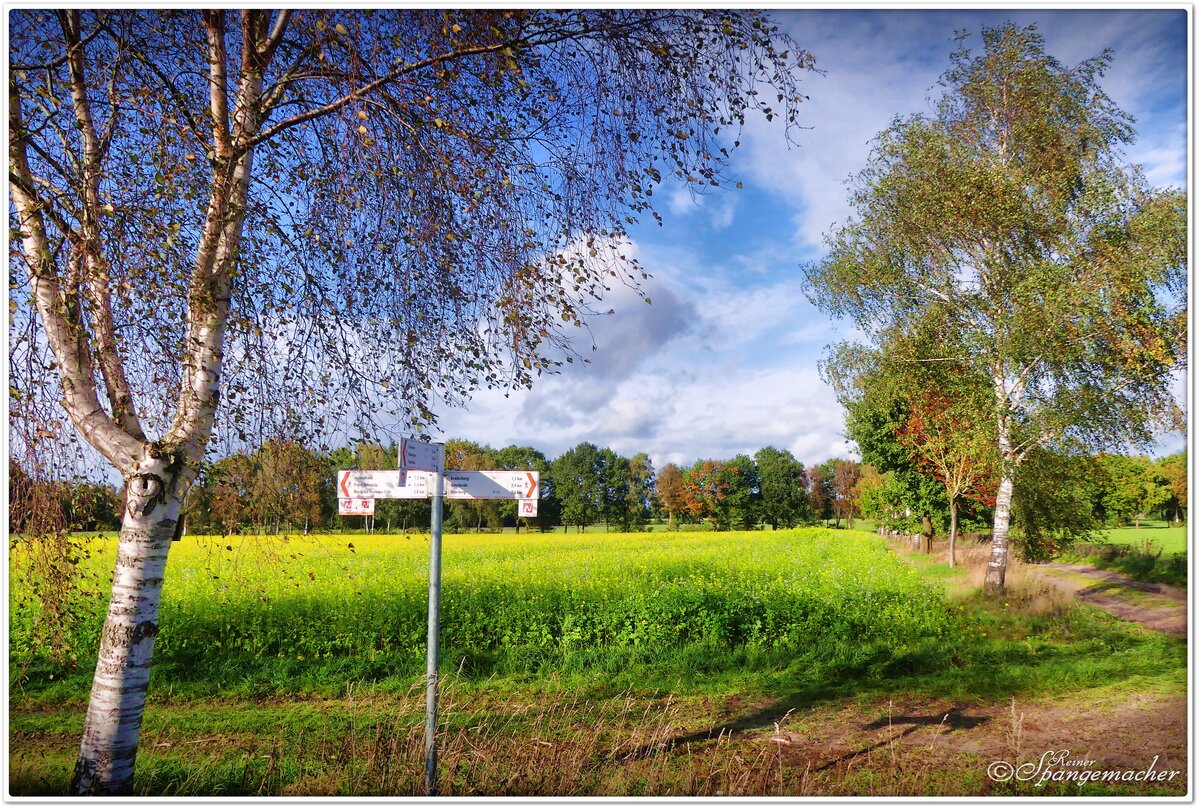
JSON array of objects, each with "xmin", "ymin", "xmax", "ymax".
[
  {"xmin": 340, "ymin": 453, "xmax": 537, "ymax": 796},
  {"xmin": 424, "ymin": 444, "xmax": 445, "ymax": 796}
]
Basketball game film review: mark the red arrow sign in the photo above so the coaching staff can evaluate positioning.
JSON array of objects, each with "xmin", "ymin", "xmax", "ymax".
[
  {"xmin": 525, "ymin": 472, "xmax": 537, "ymax": 498},
  {"xmin": 340, "ymin": 471, "xmax": 350, "ymax": 498}
]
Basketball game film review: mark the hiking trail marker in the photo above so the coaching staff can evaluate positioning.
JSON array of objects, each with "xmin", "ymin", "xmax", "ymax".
[
  {"xmin": 336, "ymin": 439, "xmax": 540, "ymax": 796},
  {"xmin": 337, "ymin": 497, "xmax": 375, "ymax": 516}
]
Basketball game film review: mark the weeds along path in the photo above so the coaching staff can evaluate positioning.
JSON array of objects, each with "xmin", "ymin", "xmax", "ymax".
[{"xmin": 1029, "ymin": 564, "xmax": 1187, "ymax": 638}]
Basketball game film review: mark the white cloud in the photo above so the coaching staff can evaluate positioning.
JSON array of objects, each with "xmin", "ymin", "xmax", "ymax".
[
  {"xmin": 432, "ymin": 236, "xmax": 853, "ymax": 469},
  {"xmin": 664, "ymin": 184, "xmax": 739, "ymax": 231}
]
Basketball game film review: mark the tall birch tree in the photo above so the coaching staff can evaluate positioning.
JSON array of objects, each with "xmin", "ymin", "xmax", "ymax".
[
  {"xmin": 805, "ymin": 24, "xmax": 1185, "ymax": 595},
  {"xmin": 8, "ymin": 9, "xmax": 812, "ymax": 793}
]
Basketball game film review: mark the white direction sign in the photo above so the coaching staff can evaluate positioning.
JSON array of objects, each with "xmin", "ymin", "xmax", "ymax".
[
  {"xmin": 442, "ymin": 470, "xmax": 539, "ymax": 501},
  {"xmin": 339, "ymin": 469, "xmax": 433, "ymax": 500},
  {"xmin": 337, "ymin": 469, "xmax": 540, "ymax": 502},
  {"xmin": 339, "ymin": 497, "xmax": 375, "ymax": 516},
  {"xmin": 400, "ymin": 437, "xmax": 443, "ymax": 472}
]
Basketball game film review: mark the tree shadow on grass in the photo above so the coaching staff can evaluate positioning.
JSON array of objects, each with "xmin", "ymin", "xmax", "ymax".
[
  {"xmin": 609, "ymin": 623, "xmax": 1182, "ymax": 765},
  {"xmin": 811, "ymin": 708, "xmax": 990, "ymax": 772}
]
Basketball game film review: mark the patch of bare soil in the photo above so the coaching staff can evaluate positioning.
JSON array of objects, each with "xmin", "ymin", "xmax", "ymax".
[
  {"xmin": 1030, "ymin": 563, "xmax": 1187, "ymax": 637},
  {"xmin": 754, "ymin": 690, "xmax": 1187, "ymax": 795}
]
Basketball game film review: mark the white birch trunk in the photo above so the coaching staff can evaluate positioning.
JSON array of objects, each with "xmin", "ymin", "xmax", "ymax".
[
  {"xmin": 72, "ymin": 454, "xmax": 183, "ymax": 794},
  {"xmin": 984, "ymin": 369, "xmax": 1023, "ymax": 596},
  {"xmin": 948, "ymin": 497, "xmax": 958, "ymax": 569},
  {"xmin": 983, "ymin": 474, "xmax": 1014, "ymax": 594}
]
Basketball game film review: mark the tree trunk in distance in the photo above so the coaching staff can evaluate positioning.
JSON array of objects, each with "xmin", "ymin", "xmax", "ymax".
[
  {"xmin": 948, "ymin": 498, "xmax": 958, "ymax": 568},
  {"xmin": 72, "ymin": 457, "xmax": 182, "ymax": 795},
  {"xmin": 983, "ymin": 474, "xmax": 1015, "ymax": 595}
]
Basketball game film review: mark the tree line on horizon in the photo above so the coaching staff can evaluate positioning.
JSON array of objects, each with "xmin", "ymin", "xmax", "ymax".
[{"xmin": 11, "ymin": 441, "xmax": 1186, "ymax": 541}]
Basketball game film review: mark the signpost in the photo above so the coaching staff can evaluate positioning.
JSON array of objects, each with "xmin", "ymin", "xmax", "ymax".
[
  {"xmin": 335, "ymin": 443, "xmax": 539, "ymax": 796},
  {"xmin": 400, "ymin": 436, "xmax": 442, "ymax": 472},
  {"xmin": 443, "ymin": 470, "xmax": 539, "ymax": 501},
  {"xmin": 423, "ymin": 444, "xmax": 445, "ymax": 798}
]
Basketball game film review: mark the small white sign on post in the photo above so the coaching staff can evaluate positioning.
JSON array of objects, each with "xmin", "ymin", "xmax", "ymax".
[
  {"xmin": 338, "ymin": 497, "xmax": 375, "ymax": 516},
  {"xmin": 401, "ymin": 437, "xmax": 443, "ymax": 473},
  {"xmin": 442, "ymin": 470, "xmax": 539, "ymax": 501},
  {"xmin": 519, "ymin": 499, "xmax": 538, "ymax": 518},
  {"xmin": 339, "ymin": 469, "xmax": 434, "ymax": 500}
]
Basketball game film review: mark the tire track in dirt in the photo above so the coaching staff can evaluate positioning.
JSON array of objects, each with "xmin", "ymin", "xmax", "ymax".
[{"xmin": 1030, "ymin": 563, "xmax": 1186, "ymax": 637}]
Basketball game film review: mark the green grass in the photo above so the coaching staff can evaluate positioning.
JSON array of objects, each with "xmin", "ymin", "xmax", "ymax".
[
  {"xmin": 10, "ymin": 528, "xmax": 1186, "ymax": 797},
  {"xmin": 1099, "ymin": 521, "xmax": 1187, "ymax": 556},
  {"xmin": 11, "ymin": 529, "xmax": 958, "ymax": 701},
  {"xmin": 1056, "ymin": 521, "xmax": 1189, "ymax": 588}
]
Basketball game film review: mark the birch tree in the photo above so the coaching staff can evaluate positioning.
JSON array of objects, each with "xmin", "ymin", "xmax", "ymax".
[
  {"xmin": 805, "ymin": 24, "xmax": 1185, "ymax": 595},
  {"xmin": 8, "ymin": 9, "xmax": 812, "ymax": 793}
]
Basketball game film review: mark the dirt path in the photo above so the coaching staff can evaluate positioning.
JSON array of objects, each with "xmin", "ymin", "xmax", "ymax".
[
  {"xmin": 756, "ymin": 689, "xmax": 1187, "ymax": 795},
  {"xmin": 1029, "ymin": 563, "xmax": 1187, "ymax": 637}
]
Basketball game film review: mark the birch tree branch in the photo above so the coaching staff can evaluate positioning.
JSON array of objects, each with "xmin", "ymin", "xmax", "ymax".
[
  {"xmin": 60, "ymin": 10, "xmax": 147, "ymax": 441},
  {"xmin": 10, "ymin": 75, "xmax": 142, "ymax": 473}
]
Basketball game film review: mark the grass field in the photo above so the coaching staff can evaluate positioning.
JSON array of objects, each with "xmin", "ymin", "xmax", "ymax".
[
  {"xmin": 9, "ymin": 529, "xmax": 1186, "ymax": 797},
  {"xmin": 1098, "ymin": 522, "xmax": 1187, "ymax": 556},
  {"xmin": 1058, "ymin": 521, "xmax": 1189, "ymax": 587}
]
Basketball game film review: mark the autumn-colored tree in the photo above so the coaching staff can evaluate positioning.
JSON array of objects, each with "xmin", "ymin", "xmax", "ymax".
[
  {"xmin": 806, "ymin": 24, "xmax": 1185, "ymax": 594},
  {"xmin": 895, "ymin": 388, "xmax": 998, "ymax": 566},
  {"xmin": 205, "ymin": 453, "xmax": 256, "ymax": 536},
  {"xmin": 654, "ymin": 463, "xmax": 689, "ymax": 528},
  {"xmin": 252, "ymin": 440, "xmax": 327, "ymax": 534},
  {"xmin": 443, "ymin": 439, "xmax": 497, "ymax": 531},
  {"xmin": 808, "ymin": 463, "xmax": 835, "ymax": 526},
  {"xmin": 683, "ymin": 459, "xmax": 746, "ymax": 531},
  {"xmin": 831, "ymin": 459, "xmax": 861, "ymax": 529}
]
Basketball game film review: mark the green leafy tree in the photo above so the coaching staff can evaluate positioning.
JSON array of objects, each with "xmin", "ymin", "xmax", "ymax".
[
  {"xmin": 492, "ymin": 445, "xmax": 556, "ymax": 532},
  {"xmin": 724, "ymin": 453, "xmax": 762, "ymax": 531},
  {"xmin": 624, "ymin": 452, "xmax": 657, "ymax": 532},
  {"xmin": 1155, "ymin": 451, "xmax": 1187, "ymax": 524},
  {"xmin": 754, "ymin": 446, "xmax": 809, "ymax": 529},
  {"xmin": 806, "ymin": 24, "xmax": 1186, "ymax": 594},
  {"xmin": 552, "ymin": 443, "xmax": 605, "ymax": 532},
  {"xmin": 1012, "ymin": 449, "xmax": 1102, "ymax": 561},
  {"xmin": 1094, "ymin": 453, "xmax": 1169, "ymax": 529}
]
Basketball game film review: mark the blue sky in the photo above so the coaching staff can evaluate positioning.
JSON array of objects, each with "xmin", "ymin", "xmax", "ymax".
[{"xmin": 433, "ymin": 8, "xmax": 1191, "ymax": 470}]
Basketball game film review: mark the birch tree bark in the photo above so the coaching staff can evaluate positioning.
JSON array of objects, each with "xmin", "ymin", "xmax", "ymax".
[{"xmin": 71, "ymin": 454, "xmax": 183, "ymax": 794}]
